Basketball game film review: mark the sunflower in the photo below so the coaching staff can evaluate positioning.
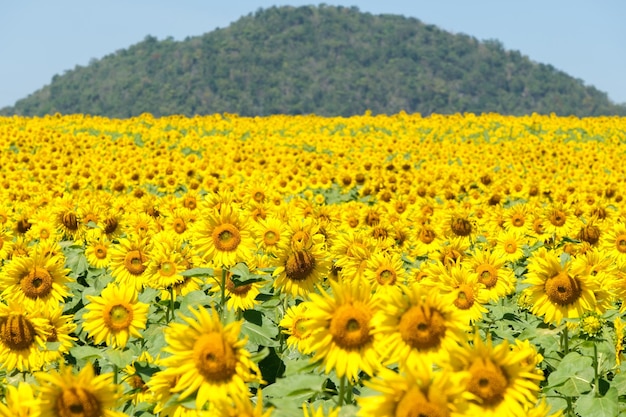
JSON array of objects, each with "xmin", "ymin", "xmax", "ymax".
[
  {"xmin": 272, "ymin": 240, "xmax": 330, "ymax": 298},
  {"xmin": 144, "ymin": 232, "xmax": 187, "ymax": 291},
  {"xmin": 51, "ymin": 199, "xmax": 85, "ymax": 241},
  {"xmin": 440, "ymin": 208, "xmax": 479, "ymax": 244},
  {"xmin": 523, "ymin": 247, "xmax": 598, "ymax": 325},
  {"xmin": 0, "ymin": 227, "xmax": 14, "ymax": 261},
  {"xmin": 363, "ymin": 250, "xmax": 406, "ymax": 297},
  {"xmin": 601, "ymin": 222, "xmax": 626, "ymax": 268},
  {"xmin": 410, "ymin": 223, "xmax": 442, "ymax": 257},
  {"xmin": 254, "ymin": 216, "xmax": 288, "ymax": 256},
  {"xmin": 373, "ymin": 283, "xmax": 469, "ymax": 369},
  {"xmin": 121, "ymin": 211, "xmax": 160, "ymax": 240},
  {"xmin": 192, "ymin": 204, "xmax": 255, "ymax": 268},
  {"xmin": 420, "ymin": 262, "xmax": 489, "ymax": 325},
  {"xmin": 152, "ymin": 305, "xmax": 262, "ymax": 410},
  {"xmin": 0, "ymin": 382, "xmax": 40, "ymax": 417},
  {"xmin": 210, "ymin": 266, "xmax": 267, "ymax": 312},
  {"xmin": 279, "ymin": 302, "xmax": 312, "ymax": 353},
  {"xmin": 331, "ymin": 229, "xmax": 378, "ymax": 280},
  {"xmin": 492, "ymin": 229, "xmax": 527, "ymax": 264},
  {"xmin": 449, "ymin": 334, "xmax": 543, "ymax": 417},
  {"xmin": 41, "ymin": 304, "xmax": 77, "ymax": 363},
  {"xmin": 0, "ymin": 301, "xmax": 51, "ymax": 372},
  {"xmin": 543, "ymin": 202, "xmax": 578, "ymax": 240},
  {"xmin": 35, "ymin": 363, "xmax": 125, "ymax": 417},
  {"xmin": 0, "ymin": 251, "xmax": 72, "ymax": 310},
  {"xmin": 161, "ymin": 206, "xmax": 196, "ymax": 239},
  {"xmin": 84, "ymin": 230, "xmax": 112, "ymax": 270},
  {"xmin": 82, "ymin": 283, "xmax": 149, "ymax": 349},
  {"xmin": 108, "ymin": 236, "xmax": 150, "ymax": 291},
  {"xmin": 463, "ymin": 248, "xmax": 516, "ymax": 302},
  {"xmin": 502, "ymin": 202, "xmax": 532, "ymax": 234},
  {"xmin": 357, "ymin": 357, "xmax": 469, "ymax": 417},
  {"xmin": 302, "ymin": 278, "xmax": 380, "ymax": 382},
  {"xmin": 302, "ymin": 403, "xmax": 340, "ymax": 417}
]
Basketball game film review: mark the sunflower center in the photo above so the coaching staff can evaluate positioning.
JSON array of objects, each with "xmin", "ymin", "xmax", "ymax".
[
  {"xmin": 159, "ymin": 261, "xmax": 177, "ymax": 277},
  {"xmin": 103, "ymin": 217, "xmax": 119, "ymax": 235},
  {"xmin": 212, "ymin": 224, "xmax": 242, "ymax": 252},
  {"xmin": 285, "ymin": 249, "xmax": 316, "ymax": 282},
  {"xmin": 291, "ymin": 230, "xmax": 310, "ymax": 249},
  {"xmin": 578, "ymin": 225, "xmax": 601, "ymax": 245},
  {"xmin": 292, "ymin": 317, "xmax": 307, "ymax": 339},
  {"xmin": 504, "ymin": 241, "xmax": 517, "ymax": 254},
  {"xmin": 544, "ymin": 271, "xmax": 582, "ymax": 306},
  {"xmin": 0, "ymin": 315, "xmax": 36, "ymax": 350},
  {"xmin": 399, "ymin": 306, "xmax": 446, "ymax": 350},
  {"xmin": 173, "ymin": 218, "xmax": 187, "ymax": 234},
  {"xmin": 56, "ymin": 387, "xmax": 102, "ymax": 417},
  {"xmin": 467, "ymin": 358, "xmax": 509, "ymax": 406},
  {"xmin": 62, "ymin": 212, "xmax": 79, "ymax": 231},
  {"xmin": 532, "ymin": 218, "xmax": 545, "ymax": 234},
  {"xmin": 103, "ymin": 303, "xmax": 134, "ymax": 331},
  {"xmin": 193, "ymin": 332, "xmax": 237, "ymax": 382},
  {"xmin": 226, "ymin": 277, "xmax": 252, "ymax": 296},
  {"xmin": 453, "ymin": 284, "xmax": 475, "ymax": 310},
  {"xmin": 476, "ymin": 264, "xmax": 498, "ymax": 288},
  {"xmin": 92, "ymin": 244, "xmax": 107, "ymax": 259},
  {"xmin": 124, "ymin": 250, "xmax": 147, "ymax": 276},
  {"xmin": 395, "ymin": 386, "xmax": 447, "ymax": 417},
  {"xmin": 21, "ymin": 266, "xmax": 54, "ymax": 299},
  {"xmin": 616, "ymin": 234, "xmax": 626, "ymax": 253},
  {"xmin": 329, "ymin": 303, "xmax": 372, "ymax": 349},
  {"xmin": 263, "ymin": 229, "xmax": 280, "ymax": 246},
  {"xmin": 549, "ymin": 210, "xmax": 567, "ymax": 227},
  {"xmin": 375, "ymin": 267, "xmax": 397, "ymax": 285},
  {"xmin": 419, "ymin": 227, "xmax": 436, "ymax": 244},
  {"xmin": 450, "ymin": 217, "xmax": 472, "ymax": 237},
  {"xmin": 511, "ymin": 214, "xmax": 525, "ymax": 227}
]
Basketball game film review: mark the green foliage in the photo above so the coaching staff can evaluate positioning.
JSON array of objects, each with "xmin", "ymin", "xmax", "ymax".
[{"xmin": 2, "ymin": 5, "xmax": 625, "ymax": 117}]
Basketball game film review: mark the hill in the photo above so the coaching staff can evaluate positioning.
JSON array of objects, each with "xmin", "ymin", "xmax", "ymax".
[{"xmin": 2, "ymin": 5, "xmax": 625, "ymax": 117}]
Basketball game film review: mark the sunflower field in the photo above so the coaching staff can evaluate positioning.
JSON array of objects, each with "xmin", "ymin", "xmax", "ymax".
[{"xmin": 0, "ymin": 112, "xmax": 625, "ymax": 417}]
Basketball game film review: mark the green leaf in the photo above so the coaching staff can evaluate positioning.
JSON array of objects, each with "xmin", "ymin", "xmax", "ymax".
[
  {"xmin": 263, "ymin": 373, "xmax": 327, "ymax": 399},
  {"xmin": 178, "ymin": 290, "xmax": 211, "ymax": 313},
  {"xmin": 241, "ymin": 321, "xmax": 279, "ymax": 347},
  {"xmin": 70, "ymin": 345, "xmax": 104, "ymax": 361},
  {"xmin": 180, "ymin": 267, "xmax": 214, "ymax": 277},
  {"xmin": 547, "ymin": 351, "xmax": 594, "ymax": 396},
  {"xmin": 104, "ymin": 348, "xmax": 135, "ymax": 368},
  {"xmin": 575, "ymin": 387, "xmax": 618, "ymax": 417},
  {"xmin": 610, "ymin": 372, "xmax": 626, "ymax": 396}
]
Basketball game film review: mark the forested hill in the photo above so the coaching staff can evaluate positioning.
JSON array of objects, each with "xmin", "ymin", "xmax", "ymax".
[{"xmin": 2, "ymin": 5, "xmax": 625, "ymax": 117}]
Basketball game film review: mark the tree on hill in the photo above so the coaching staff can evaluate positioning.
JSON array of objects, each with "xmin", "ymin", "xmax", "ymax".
[{"xmin": 2, "ymin": 5, "xmax": 625, "ymax": 117}]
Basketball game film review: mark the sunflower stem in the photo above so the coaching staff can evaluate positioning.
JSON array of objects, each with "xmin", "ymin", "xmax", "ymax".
[
  {"xmin": 561, "ymin": 324, "xmax": 569, "ymax": 355},
  {"xmin": 168, "ymin": 286, "xmax": 175, "ymax": 323},
  {"xmin": 337, "ymin": 375, "xmax": 346, "ymax": 406},
  {"xmin": 113, "ymin": 363, "xmax": 118, "ymax": 386},
  {"xmin": 593, "ymin": 342, "xmax": 600, "ymax": 397},
  {"xmin": 220, "ymin": 267, "xmax": 227, "ymax": 319}
]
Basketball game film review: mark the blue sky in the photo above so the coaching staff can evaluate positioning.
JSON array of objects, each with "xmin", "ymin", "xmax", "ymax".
[{"xmin": 1, "ymin": 0, "xmax": 624, "ymax": 109}]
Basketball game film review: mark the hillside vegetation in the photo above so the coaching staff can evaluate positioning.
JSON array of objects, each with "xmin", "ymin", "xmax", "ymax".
[{"xmin": 2, "ymin": 5, "xmax": 625, "ymax": 117}]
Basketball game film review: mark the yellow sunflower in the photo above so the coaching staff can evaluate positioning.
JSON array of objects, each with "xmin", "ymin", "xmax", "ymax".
[
  {"xmin": 0, "ymin": 252, "xmax": 72, "ymax": 310},
  {"xmin": 357, "ymin": 357, "xmax": 469, "ymax": 417},
  {"xmin": 492, "ymin": 229, "xmax": 527, "ymax": 264},
  {"xmin": 502, "ymin": 202, "xmax": 532, "ymax": 234},
  {"xmin": 192, "ymin": 204, "xmax": 255, "ymax": 268},
  {"xmin": 82, "ymin": 283, "xmax": 149, "ymax": 349},
  {"xmin": 272, "ymin": 240, "xmax": 330, "ymax": 298},
  {"xmin": 0, "ymin": 382, "xmax": 40, "ymax": 417},
  {"xmin": 0, "ymin": 227, "xmax": 14, "ymax": 260},
  {"xmin": 410, "ymin": 223, "xmax": 442, "ymax": 257},
  {"xmin": 0, "ymin": 301, "xmax": 51, "ymax": 372},
  {"xmin": 35, "ymin": 363, "xmax": 125, "ymax": 417},
  {"xmin": 363, "ymin": 250, "xmax": 406, "ymax": 297},
  {"xmin": 254, "ymin": 216, "xmax": 288, "ymax": 256},
  {"xmin": 543, "ymin": 202, "xmax": 578, "ymax": 240},
  {"xmin": 449, "ymin": 334, "xmax": 543, "ymax": 417},
  {"xmin": 302, "ymin": 278, "xmax": 381, "ymax": 382},
  {"xmin": 420, "ymin": 262, "xmax": 489, "ymax": 325},
  {"xmin": 601, "ymin": 222, "xmax": 626, "ymax": 268},
  {"xmin": 372, "ymin": 283, "xmax": 469, "ymax": 369},
  {"xmin": 41, "ymin": 304, "xmax": 77, "ymax": 363},
  {"xmin": 463, "ymin": 248, "xmax": 516, "ymax": 302},
  {"xmin": 144, "ymin": 232, "xmax": 187, "ymax": 290},
  {"xmin": 279, "ymin": 302, "xmax": 312, "ymax": 353},
  {"xmin": 210, "ymin": 266, "xmax": 266, "ymax": 312},
  {"xmin": 331, "ymin": 229, "xmax": 378, "ymax": 280},
  {"xmin": 84, "ymin": 230, "xmax": 112, "ymax": 270},
  {"xmin": 523, "ymin": 247, "xmax": 598, "ymax": 325},
  {"xmin": 108, "ymin": 236, "xmax": 150, "ymax": 291},
  {"xmin": 152, "ymin": 305, "xmax": 262, "ymax": 410}
]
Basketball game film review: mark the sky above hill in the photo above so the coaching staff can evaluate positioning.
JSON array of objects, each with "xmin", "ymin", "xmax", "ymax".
[{"xmin": 1, "ymin": 0, "xmax": 624, "ymax": 109}]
